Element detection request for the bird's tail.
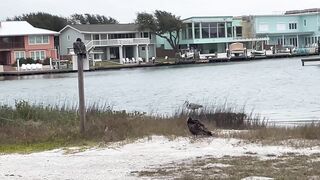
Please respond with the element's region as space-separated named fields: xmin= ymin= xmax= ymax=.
xmin=205 ymin=130 xmax=213 ymax=136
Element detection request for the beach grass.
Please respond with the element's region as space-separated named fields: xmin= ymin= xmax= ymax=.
xmin=137 ymin=154 xmax=320 ymax=179
xmin=0 ymin=100 xmax=319 ymax=153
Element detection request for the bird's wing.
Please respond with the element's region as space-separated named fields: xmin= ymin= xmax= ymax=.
xmin=193 ymin=119 xmax=205 ymax=127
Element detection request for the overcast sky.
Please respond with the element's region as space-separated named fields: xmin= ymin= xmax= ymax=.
xmin=1 ymin=0 xmax=320 ymax=22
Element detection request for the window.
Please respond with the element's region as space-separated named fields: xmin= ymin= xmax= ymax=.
xmin=277 ymin=38 xmax=287 ymax=45
xmin=289 ymin=23 xmax=297 ymax=30
xmin=304 ymin=19 xmax=307 ymax=27
xmin=181 ymin=24 xmax=187 ymax=39
xmin=194 ymin=23 xmax=200 ymax=39
xmin=289 ymin=37 xmax=297 ymax=46
xmin=93 ymin=34 xmax=100 ymax=40
xmin=84 ymin=34 xmax=91 ymax=41
xmin=94 ymin=54 xmax=101 ymax=59
xmin=187 ymin=23 xmax=193 ymax=39
xmin=67 ymin=35 xmax=70 ymax=41
xmin=227 ymin=22 xmax=232 ymax=37
xmin=30 ymin=50 xmax=46 ymax=60
xmin=43 ymin=36 xmax=48 ymax=43
xmin=108 ymin=33 xmax=136 ymax=39
xmin=14 ymin=51 xmax=25 ymax=60
xmin=101 ymin=34 xmax=108 ymax=40
xmin=209 ymin=22 xmax=218 ymax=38
xmin=29 ymin=35 xmax=49 ymax=44
xmin=218 ymin=23 xmax=226 ymax=38
xmin=235 ymin=27 xmax=242 ymax=37
xmin=201 ymin=23 xmax=210 ymax=38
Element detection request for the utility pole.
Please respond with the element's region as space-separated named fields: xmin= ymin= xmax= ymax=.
xmin=73 ymin=38 xmax=86 ymax=135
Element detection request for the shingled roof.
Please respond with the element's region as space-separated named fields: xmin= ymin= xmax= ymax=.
xmin=65 ymin=24 xmax=140 ymax=33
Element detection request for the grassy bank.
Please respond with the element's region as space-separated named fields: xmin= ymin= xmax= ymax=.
xmin=136 ymin=154 xmax=320 ymax=179
xmin=0 ymin=100 xmax=319 ymax=153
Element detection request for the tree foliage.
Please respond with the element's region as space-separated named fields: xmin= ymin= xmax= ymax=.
xmin=136 ymin=10 xmax=183 ymax=51
xmin=6 ymin=12 xmax=119 ymax=31
xmin=69 ymin=14 xmax=118 ymax=25
xmin=7 ymin=12 xmax=69 ymax=32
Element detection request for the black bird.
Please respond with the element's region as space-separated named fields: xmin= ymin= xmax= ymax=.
xmin=187 ymin=117 xmax=213 ymax=136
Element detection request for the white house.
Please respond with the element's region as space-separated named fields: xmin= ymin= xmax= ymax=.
xmin=59 ymin=24 xmax=156 ymax=63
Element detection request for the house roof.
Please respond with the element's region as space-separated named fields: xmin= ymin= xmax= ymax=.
xmin=0 ymin=21 xmax=59 ymax=37
xmin=61 ymin=24 xmax=140 ymax=33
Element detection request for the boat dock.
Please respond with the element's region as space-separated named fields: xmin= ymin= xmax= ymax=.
xmin=301 ymin=57 xmax=320 ymax=66
xmin=0 ymin=63 xmax=156 ymax=76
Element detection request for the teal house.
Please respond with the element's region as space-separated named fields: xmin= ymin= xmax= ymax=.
xmin=157 ymin=16 xmax=268 ymax=54
xmin=253 ymin=9 xmax=320 ymax=48
xmin=157 ymin=8 xmax=320 ymax=54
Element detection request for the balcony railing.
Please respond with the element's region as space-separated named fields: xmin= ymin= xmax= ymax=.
xmin=93 ymin=38 xmax=151 ymax=46
xmin=85 ymin=38 xmax=153 ymax=51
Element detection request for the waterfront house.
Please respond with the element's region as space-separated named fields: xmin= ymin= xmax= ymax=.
xmin=157 ymin=16 xmax=269 ymax=55
xmin=252 ymin=8 xmax=320 ymax=48
xmin=59 ymin=24 xmax=156 ymax=63
xmin=0 ymin=21 xmax=59 ymax=65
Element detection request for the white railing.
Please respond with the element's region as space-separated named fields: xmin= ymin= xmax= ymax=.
xmin=85 ymin=40 xmax=94 ymax=51
xmin=233 ymin=37 xmax=269 ymax=41
xmin=88 ymin=38 xmax=151 ymax=48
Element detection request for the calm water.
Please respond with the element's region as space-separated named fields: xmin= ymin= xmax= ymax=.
xmin=1 ymin=57 xmax=320 ymax=122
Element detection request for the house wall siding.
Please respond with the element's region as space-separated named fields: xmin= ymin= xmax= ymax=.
xmin=255 ymin=16 xmax=301 ymax=34
xmin=253 ymin=13 xmax=320 ymax=47
xmin=59 ymin=27 xmax=84 ymax=56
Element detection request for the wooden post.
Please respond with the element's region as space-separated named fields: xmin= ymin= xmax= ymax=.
xmin=73 ymin=38 xmax=87 ymax=135
xmin=77 ymin=55 xmax=86 ymax=135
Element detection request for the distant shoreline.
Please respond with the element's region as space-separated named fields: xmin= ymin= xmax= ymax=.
xmin=1 ymin=53 xmax=319 ymax=77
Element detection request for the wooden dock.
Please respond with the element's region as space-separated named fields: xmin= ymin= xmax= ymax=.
xmin=0 ymin=64 xmax=157 ymax=76
xmin=301 ymin=57 xmax=320 ymax=66
xmin=1 ymin=54 xmax=320 ymax=76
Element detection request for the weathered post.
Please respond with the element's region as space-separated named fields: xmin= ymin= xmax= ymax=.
xmin=73 ymin=38 xmax=87 ymax=135
xmin=17 ymin=59 xmax=20 ymax=71
xmin=49 ymin=58 xmax=53 ymax=69
xmin=318 ymin=40 xmax=320 ymax=54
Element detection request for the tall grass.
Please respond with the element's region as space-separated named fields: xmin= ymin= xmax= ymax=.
xmin=238 ymin=122 xmax=320 ymax=141
xmin=0 ymin=100 xmax=264 ymax=147
xmin=174 ymin=104 xmax=266 ymax=129
xmin=1 ymin=100 xmax=318 ymax=153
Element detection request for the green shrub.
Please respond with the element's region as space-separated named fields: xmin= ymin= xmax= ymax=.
xmin=43 ymin=58 xmax=51 ymax=65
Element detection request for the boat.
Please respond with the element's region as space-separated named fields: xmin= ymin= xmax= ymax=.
xmin=228 ymin=42 xmax=247 ymax=59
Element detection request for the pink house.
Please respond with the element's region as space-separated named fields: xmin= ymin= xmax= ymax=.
xmin=0 ymin=21 xmax=59 ymax=65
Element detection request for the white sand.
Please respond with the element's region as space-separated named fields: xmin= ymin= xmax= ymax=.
xmin=1 ymin=136 xmax=319 ymax=180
